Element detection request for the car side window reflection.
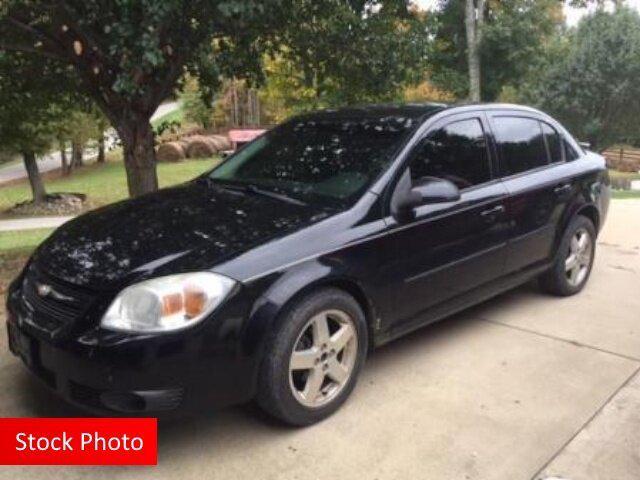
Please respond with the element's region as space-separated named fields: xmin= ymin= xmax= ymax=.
xmin=409 ymin=118 xmax=491 ymax=190
xmin=493 ymin=116 xmax=549 ymax=175
xmin=541 ymin=122 xmax=563 ymax=163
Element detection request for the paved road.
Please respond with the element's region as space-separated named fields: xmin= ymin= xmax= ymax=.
xmin=0 ymin=200 xmax=639 ymax=480
xmin=0 ymin=216 xmax=74 ymax=232
xmin=0 ymin=101 xmax=181 ymax=185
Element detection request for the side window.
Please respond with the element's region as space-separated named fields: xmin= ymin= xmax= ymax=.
xmin=493 ymin=116 xmax=549 ymax=175
xmin=541 ymin=122 xmax=563 ymax=163
xmin=564 ymin=140 xmax=580 ymax=161
xmin=409 ymin=118 xmax=491 ymax=190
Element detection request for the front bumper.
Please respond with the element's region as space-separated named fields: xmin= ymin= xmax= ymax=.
xmin=6 ymin=285 xmax=260 ymax=415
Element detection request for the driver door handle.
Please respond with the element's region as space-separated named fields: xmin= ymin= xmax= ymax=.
xmin=480 ymin=205 xmax=505 ymax=218
xmin=554 ymin=183 xmax=572 ymax=195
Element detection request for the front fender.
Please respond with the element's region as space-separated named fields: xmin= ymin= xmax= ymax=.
xmin=239 ymin=258 xmax=380 ymax=389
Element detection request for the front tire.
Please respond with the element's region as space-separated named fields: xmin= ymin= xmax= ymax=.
xmin=256 ymin=288 xmax=368 ymax=426
xmin=539 ymin=215 xmax=596 ymax=296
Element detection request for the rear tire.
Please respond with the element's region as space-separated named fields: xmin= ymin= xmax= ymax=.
xmin=539 ymin=215 xmax=596 ymax=296
xmin=256 ymin=288 xmax=368 ymax=426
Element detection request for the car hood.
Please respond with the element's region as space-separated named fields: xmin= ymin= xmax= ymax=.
xmin=32 ymin=181 xmax=334 ymax=289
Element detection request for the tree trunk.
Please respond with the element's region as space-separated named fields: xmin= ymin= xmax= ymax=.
xmin=97 ymin=131 xmax=106 ymax=163
xmin=23 ymin=151 xmax=46 ymax=203
xmin=60 ymin=141 xmax=69 ymax=175
xmin=118 ymin=119 xmax=158 ymax=197
xmin=72 ymin=142 xmax=84 ymax=168
xmin=465 ymin=0 xmax=484 ymax=102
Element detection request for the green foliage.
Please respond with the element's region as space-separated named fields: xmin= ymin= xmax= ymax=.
xmin=0 ymin=0 xmax=299 ymax=195
xmin=522 ymin=7 xmax=640 ymax=151
xmin=0 ymin=0 xmax=293 ymax=121
xmin=264 ymin=1 xmax=429 ymax=111
xmin=181 ymin=77 xmax=214 ymax=128
xmin=429 ymin=0 xmax=563 ymax=101
xmin=153 ymin=119 xmax=182 ymax=138
xmin=0 ymin=52 xmax=78 ymax=156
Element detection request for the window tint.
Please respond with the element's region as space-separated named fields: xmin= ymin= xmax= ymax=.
xmin=493 ymin=117 xmax=549 ymax=175
xmin=565 ymin=140 xmax=580 ymax=161
xmin=409 ymin=118 xmax=491 ymax=190
xmin=541 ymin=122 xmax=563 ymax=163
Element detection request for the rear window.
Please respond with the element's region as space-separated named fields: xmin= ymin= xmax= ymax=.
xmin=493 ymin=116 xmax=549 ymax=176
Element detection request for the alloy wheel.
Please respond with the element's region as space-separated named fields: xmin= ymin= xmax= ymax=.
xmin=288 ymin=309 xmax=358 ymax=408
xmin=565 ymin=227 xmax=593 ymax=287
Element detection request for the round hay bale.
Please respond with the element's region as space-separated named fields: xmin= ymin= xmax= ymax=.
xmin=177 ymin=138 xmax=190 ymax=150
xmin=210 ymin=134 xmax=231 ymax=150
xmin=156 ymin=142 xmax=186 ymax=162
xmin=185 ymin=136 xmax=216 ymax=158
xmin=206 ymin=135 xmax=228 ymax=151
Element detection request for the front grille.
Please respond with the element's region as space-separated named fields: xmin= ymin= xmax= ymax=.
xmin=20 ymin=264 xmax=96 ymax=336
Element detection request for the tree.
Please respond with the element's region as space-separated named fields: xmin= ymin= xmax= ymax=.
xmin=522 ymin=7 xmax=640 ymax=151
xmin=0 ymin=1 xmax=296 ymax=197
xmin=0 ymin=52 xmax=77 ymax=202
xmin=260 ymin=1 xmax=428 ymax=112
xmin=464 ymin=0 xmax=485 ymax=101
xmin=430 ymin=0 xmax=563 ymax=101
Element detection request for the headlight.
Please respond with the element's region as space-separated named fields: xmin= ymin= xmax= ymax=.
xmin=100 ymin=272 xmax=236 ymax=333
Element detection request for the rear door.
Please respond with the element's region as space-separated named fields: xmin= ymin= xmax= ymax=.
xmin=488 ymin=112 xmax=578 ymax=273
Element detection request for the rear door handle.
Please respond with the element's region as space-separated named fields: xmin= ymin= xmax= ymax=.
xmin=554 ymin=183 xmax=572 ymax=195
xmin=480 ymin=205 xmax=505 ymax=218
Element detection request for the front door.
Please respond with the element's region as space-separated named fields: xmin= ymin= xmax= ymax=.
xmin=386 ymin=113 xmax=510 ymax=331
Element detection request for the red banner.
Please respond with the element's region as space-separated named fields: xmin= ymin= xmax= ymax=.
xmin=0 ymin=418 xmax=157 ymax=465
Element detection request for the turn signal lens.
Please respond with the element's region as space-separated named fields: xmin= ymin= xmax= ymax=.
xmin=184 ymin=285 xmax=207 ymax=318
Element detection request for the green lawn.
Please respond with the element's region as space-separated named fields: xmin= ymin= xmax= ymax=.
xmin=609 ymin=169 xmax=640 ymax=198
xmin=612 ymin=190 xmax=640 ymax=199
xmin=609 ymin=169 xmax=640 ymax=180
xmin=0 ymin=154 xmax=220 ymax=214
xmin=0 ymin=228 xmax=54 ymax=255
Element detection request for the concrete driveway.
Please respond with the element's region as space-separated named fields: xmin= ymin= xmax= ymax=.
xmin=1 ymin=200 xmax=639 ymax=480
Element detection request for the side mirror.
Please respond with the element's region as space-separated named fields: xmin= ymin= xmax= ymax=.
xmin=401 ymin=176 xmax=461 ymax=210
xmin=579 ymin=141 xmax=591 ymax=150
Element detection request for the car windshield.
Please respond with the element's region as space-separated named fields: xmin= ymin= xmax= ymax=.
xmin=207 ymin=115 xmax=419 ymax=206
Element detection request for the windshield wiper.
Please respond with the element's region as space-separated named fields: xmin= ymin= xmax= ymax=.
xmin=203 ymin=178 xmax=307 ymax=206
xmin=244 ymin=184 xmax=308 ymax=206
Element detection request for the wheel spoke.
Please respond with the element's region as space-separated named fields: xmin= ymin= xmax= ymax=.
xmin=330 ymin=323 xmax=354 ymax=353
xmin=569 ymin=264 xmax=581 ymax=284
xmin=565 ymin=253 xmax=578 ymax=271
xmin=302 ymin=368 xmax=324 ymax=402
xmin=290 ymin=349 xmax=317 ymax=370
xmin=326 ymin=358 xmax=349 ymax=384
xmin=311 ymin=314 xmax=330 ymax=347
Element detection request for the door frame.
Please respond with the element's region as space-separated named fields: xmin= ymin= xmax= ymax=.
xmin=382 ymin=109 xmax=500 ymax=221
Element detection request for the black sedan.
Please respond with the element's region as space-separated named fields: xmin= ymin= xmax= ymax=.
xmin=6 ymin=103 xmax=610 ymax=425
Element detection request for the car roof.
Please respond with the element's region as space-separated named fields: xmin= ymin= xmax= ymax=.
xmin=298 ymin=102 xmax=544 ymax=122
xmin=298 ymin=103 xmax=449 ymax=121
